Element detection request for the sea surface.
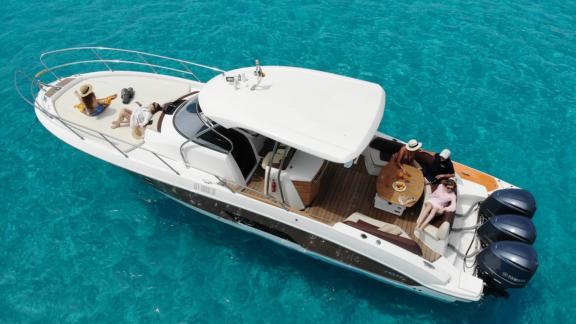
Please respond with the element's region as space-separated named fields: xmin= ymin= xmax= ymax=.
xmin=1 ymin=0 xmax=574 ymax=322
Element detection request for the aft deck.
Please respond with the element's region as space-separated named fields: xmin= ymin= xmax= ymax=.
xmin=246 ymin=159 xmax=441 ymax=262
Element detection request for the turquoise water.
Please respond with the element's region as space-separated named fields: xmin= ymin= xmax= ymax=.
xmin=1 ymin=0 xmax=575 ymax=322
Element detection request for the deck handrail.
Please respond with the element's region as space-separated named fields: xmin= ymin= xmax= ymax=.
xmin=37 ymin=46 xmax=226 ymax=81
xmin=23 ymin=83 xmax=277 ymax=204
xmin=35 ymin=59 xmax=205 ymax=81
xmin=15 ymin=49 xmax=286 ymax=209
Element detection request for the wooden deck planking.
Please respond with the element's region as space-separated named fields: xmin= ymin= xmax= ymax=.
xmin=244 ymin=161 xmax=440 ymax=262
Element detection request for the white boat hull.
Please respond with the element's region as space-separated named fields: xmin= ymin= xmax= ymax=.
xmin=31 ymin=66 xmax=485 ymax=303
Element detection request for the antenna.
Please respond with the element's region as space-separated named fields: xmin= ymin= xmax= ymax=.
xmin=254 ymin=59 xmax=265 ymax=78
xmin=251 ymin=59 xmax=266 ymax=91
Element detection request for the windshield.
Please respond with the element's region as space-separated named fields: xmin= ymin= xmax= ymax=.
xmin=173 ymin=96 xmax=205 ymax=139
xmin=173 ymin=96 xmax=232 ymax=153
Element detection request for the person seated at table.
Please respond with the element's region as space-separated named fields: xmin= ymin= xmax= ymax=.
xmin=423 ymin=148 xmax=455 ymax=183
xmin=391 ymin=139 xmax=422 ymax=169
xmin=110 ymin=102 xmax=162 ymax=139
xmin=415 ymin=179 xmax=457 ymax=231
xmin=74 ymin=84 xmax=117 ymax=116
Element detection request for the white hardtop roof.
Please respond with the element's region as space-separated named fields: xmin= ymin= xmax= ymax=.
xmin=199 ymin=66 xmax=385 ymax=163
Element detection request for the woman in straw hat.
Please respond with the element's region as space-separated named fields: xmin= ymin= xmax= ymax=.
xmin=74 ymin=84 xmax=117 ymax=116
xmin=390 ymin=139 xmax=422 ymax=177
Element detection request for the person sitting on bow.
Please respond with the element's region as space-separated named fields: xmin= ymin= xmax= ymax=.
xmin=74 ymin=84 xmax=117 ymax=116
xmin=423 ymin=148 xmax=455 ymax=184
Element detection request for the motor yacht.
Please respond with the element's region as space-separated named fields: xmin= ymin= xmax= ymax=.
xmin=19 ymin=47 xmax=539 ymax=302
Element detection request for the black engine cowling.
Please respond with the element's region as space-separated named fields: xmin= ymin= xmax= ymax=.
xmin=477 ymin=241 xmax=538 ymax=290
xmin=479 ymin=188 xmax=536 ymax=219
xmin=478 ymin=214 xmax=537 ymax=245
xmin=476 ymin=189 xmax=539 ymax=296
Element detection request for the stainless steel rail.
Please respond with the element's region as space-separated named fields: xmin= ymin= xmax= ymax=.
xmin=15 ymin=47 xmax=285 ymax=207
xmin=26 ymin=47 xmax=226 ymax=168
xmin=37 ymin=46 xmax=225 ymax=81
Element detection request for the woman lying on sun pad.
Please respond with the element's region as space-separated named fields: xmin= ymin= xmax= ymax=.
xmin=110 ymin=102 xmax=162 ymax=139
xmin=74 ymin=84 xmax=117 ymax=116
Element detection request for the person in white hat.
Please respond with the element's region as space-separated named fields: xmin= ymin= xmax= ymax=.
xmin=423 ymin=148 xmax=455 ymax=183
xmin=392 ymin=138 xmax=422 ymax=169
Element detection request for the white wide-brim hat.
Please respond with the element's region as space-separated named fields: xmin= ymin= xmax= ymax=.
xmin=405 ymin=139 xmax=422 ymax=151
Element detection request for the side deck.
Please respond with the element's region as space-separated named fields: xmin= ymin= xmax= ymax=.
xmin=245 ymin=159 xmax=441 ymax=262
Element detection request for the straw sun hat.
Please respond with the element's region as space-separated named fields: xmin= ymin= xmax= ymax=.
xmin=405 ymin=139 xmax=422 ymax=151
xmin=78 ymin=84 xmax=94 ymax=97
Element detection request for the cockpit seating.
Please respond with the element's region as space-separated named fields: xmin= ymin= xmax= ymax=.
xmin=364 ymin=138 xmax=403 ymax=175
xmin=415 ymin=182 xmax=457 ymax=255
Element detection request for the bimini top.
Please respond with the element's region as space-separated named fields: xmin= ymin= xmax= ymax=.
xmin=199 ymin=66 xmax=385 ymax=163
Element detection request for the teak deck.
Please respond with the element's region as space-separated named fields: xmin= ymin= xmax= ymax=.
xmin=245 ymin=159 xmax=441 ymax=262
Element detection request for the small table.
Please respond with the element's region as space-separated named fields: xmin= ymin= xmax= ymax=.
xmin=375 ymin=163 xmax=425 ymax=216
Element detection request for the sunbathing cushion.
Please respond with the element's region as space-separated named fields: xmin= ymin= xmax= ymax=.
xmin=344 ymin=220 xmax=423 ymax=256
xmin=436 ymin=222 xmax=450 ymax=240
xmin=378 ymin=223 xmax=404 ymax=236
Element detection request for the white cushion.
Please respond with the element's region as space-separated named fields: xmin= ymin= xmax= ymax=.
xmin=378 ymin=223 xmax=404 ymax=236
xmin=436 ymin=222 xmax=450 ymax=240
xmin=345 ymin=213 xmax=410 ymax=239
xmin=345 ymin=212 xmax=386 ymax=228
xmin=424 ymin=221 xmax=450 ymax=240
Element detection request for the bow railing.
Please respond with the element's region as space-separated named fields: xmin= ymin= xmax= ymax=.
xmin=35 ymin=46 xmax=225 ymax=82
xmin=15 ymin=47 xmax=289 ymax=209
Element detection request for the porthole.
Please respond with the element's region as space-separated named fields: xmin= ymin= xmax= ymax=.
xmin=361 ymin=234 xmax=367 ymax=239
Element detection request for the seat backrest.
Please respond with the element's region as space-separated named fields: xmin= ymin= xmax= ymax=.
xmin=430 ymin=211 xmax=455 ymax=228
xmin=369 ymin=138 xmax=403 ymax=161
xmin=415 ymin=151 xmax=435 ymax=167
xmin=344 ymin=220 xmax=423 ymax=256
xmin=148 ymin=112 xmax=165 ymax=132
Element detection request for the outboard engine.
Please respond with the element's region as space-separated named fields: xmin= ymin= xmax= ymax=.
xmin=479 ymin=188 xmax=536 ymax=219
xmin=476 ymin=241 xmax=538 ymax=291
xmin=475 ymin=189 xmax=539 ymax=297
xmin=478 ymin=214 xmax=537 ymax=245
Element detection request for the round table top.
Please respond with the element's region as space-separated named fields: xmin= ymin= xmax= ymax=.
xmin=376 ymin=163 xmax=425 ymax=207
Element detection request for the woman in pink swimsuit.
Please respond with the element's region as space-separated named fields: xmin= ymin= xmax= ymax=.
xmin=416 ymin=179 xmax=457 ymax=230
